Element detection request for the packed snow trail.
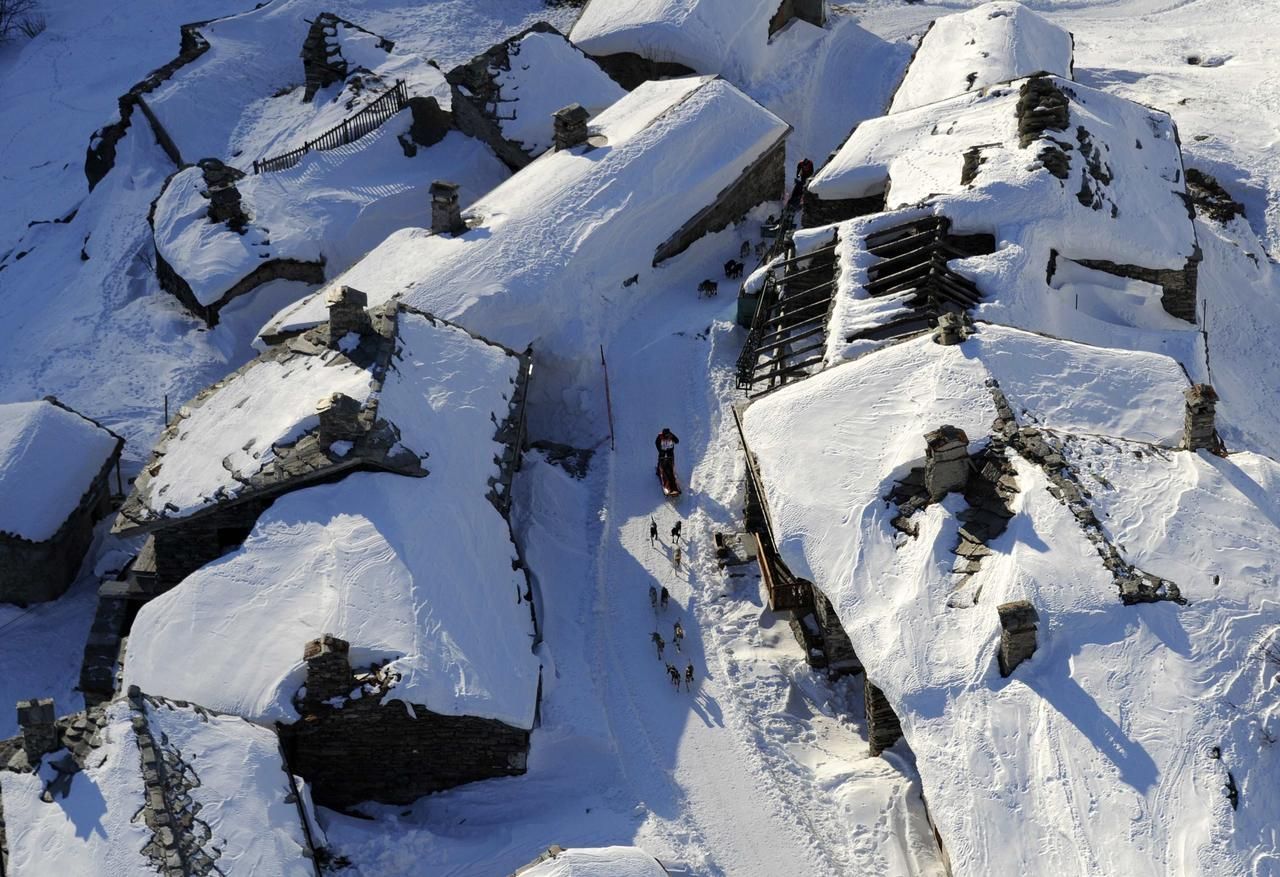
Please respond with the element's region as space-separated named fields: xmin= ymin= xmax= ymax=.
xmin=583 ymin=228 xmax=943 ymax=876
xmin=591 ymin=300 xmax=834 ymax=875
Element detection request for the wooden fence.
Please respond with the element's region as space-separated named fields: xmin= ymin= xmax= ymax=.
xmin=253 ymin=79 xmax=409 ymax=174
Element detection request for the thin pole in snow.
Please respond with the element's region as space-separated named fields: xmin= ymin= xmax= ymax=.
xmin=115 ymin=458 xmax=123 ymax=497
xmin=600 ymin=344 xmax=616 ymax=451
xmin=163 ymin=394 xmax=169 ymax=426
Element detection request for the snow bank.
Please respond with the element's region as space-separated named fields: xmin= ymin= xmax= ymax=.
xmin=741 ymin=335 xmax=1280 ymax=875
xmin=1 ymin=699 xmax=312 ymax=876
xmin=135 ymin=346 xmax=376 ymax=519
xmin=125 ymin=313 xmax=540 ymax=729
xmin=261 ymin=76 xmax=789 ymax=363
xmin=517 ymin=846 xmax=669 ymax=877
xmin=890 ymin=2 xmax=1073 ymax=113
xmin=489 ymin=30 xmax=625 ymax=157
xmin=0 ymin=401 xmax=119 ymax=541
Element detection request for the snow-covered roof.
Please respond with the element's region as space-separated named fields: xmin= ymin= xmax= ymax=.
xmin=114 ymin=316 xmax=393 ymax=530
xmin=124 ymin=312 xmax=540 ymax=729
xmin=889 ymin=2 xmax=1073 ymax=113
xmin=570 ymin=0 xmax=803 ymax=79
xmin=739 ymin=332 xmax=1278 ymax=874
xmin=1 ymin=698 xmax=313 ymax=876
xmin=0 ymin=400 xmax=121 ymax=542
xmin=809 ymin=74 xmax=1196 ymax=271
xmin=151 ymin=127 xmax=507 ymax=311
xmin=261 ymin=76 xmax=790 ymax=352
xmin=455 ymin=27 xmax=626 ymax=158
xmin=516 ymin=846 xmax=669 ymax=877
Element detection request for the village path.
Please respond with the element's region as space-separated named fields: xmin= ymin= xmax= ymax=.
xmin=586 ymin=258 xmax=847 ymax=876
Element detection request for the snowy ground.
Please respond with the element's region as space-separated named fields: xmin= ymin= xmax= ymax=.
xmin=1 ymin=0 xmax=1279 ymax=874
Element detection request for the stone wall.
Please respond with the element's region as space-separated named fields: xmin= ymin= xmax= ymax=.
xmin=153 ymin=242 xmax=325 ymax=328
xmin=588 ymin=52 xmax=697 ymax=91
xmin=801 ymin=191 xmax=885 ymax=228
xmin=865 ymin=678 xmax=903 ymax=756
xmin=0 ymin=452 xmax=118 ymax=606
xmin=769 ymin=0 xmax=825 ymax=36
xmin=282 ymin=695 xmax=530 ymax=808
xmin=148 ymin=497 xmax=273 ymax=590
xmin=654 ymin=137 xmax=788 ymax=265
xmin=1073 ymin=253 xmax=1200 ymax=323
xmin=812 ymin=589 xmax=862 ymax=676
xmin=85 ymin=21 xmax=213 ymax=189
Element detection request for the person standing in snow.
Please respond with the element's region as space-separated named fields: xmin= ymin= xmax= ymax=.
xmin=684 ymin=662 xmax=695 ymax=691
xmin=673 ymin=620 xmax=684 ymax=652
xmin=652 ymin=631 xmax=665 ymax=660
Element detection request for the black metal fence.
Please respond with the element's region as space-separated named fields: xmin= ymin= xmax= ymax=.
xmin=253 ymin=79 xmax=409 ymax=174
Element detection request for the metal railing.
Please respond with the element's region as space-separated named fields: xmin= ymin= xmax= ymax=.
xmin=253 ymin=79 xmax=408 ymax=174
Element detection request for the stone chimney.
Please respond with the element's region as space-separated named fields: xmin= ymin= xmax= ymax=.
xmin=553 ymin=104 xmax=590 ymax=151
xmin=864 ymin=679 xmax=903 ymax=756
xmin=924 ymin=425 xmax=971 ymax=499
xmin=302 ymin=635 xmax=352 ymax=711
xmin=17 ymin=698 xmax=57 ymax=765
xmin=997 ymin=600 xmax=1039 ymax=676
xmin=325 ymin=285 xmax=371 ymax=347
xmin=1182 ymin=383 xmax=1219 ymax=451
xmin=932 ymin=312 xmax=970 ymax=345
xmin=198 ymin=158 xmax=248 ymax=233
xmin=430 ymin=181 xmax=464 ymax=235
xmin=316 ymin=393 xmax=364 ymax=447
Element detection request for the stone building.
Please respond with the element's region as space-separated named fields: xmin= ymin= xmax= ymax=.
xmin=0 ymin=692 xmax=317 ymax=876
xmin=280 ymin=635 xmax=532 ymax=807
xmin=257 ymin=75 xmax=791 ymax=356
xmin=90 ymin=295 xmax=532 ymax=711
xmin=0 ymin=399 xmax=123 ymax=606
xmin=804 ymin=73 xmax=1202 ymax=323
xmin=445 ymin=23 xmax=625 ymax=169
xmin=120 ymin=308 xmax=541 ymax=807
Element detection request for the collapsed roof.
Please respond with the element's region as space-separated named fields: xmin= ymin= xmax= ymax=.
xmin=1 ymin=696 xmax=314 ymax=876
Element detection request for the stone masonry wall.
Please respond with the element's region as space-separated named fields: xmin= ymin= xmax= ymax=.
xmin=654 ymin=137 xmax=788 ymax=265
xmin=85 ymin=21 xmax=213 ymax=189
xmin=150 ymin=497 xmax=274 ymax=590
xmin=282 ymin=696 xmax=530 ymax=808
xmin=153 ymin=239 xmax=325 ymax=328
